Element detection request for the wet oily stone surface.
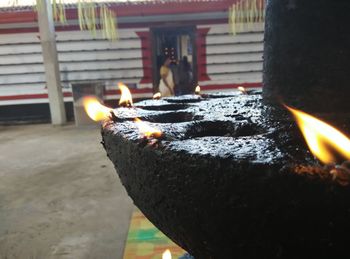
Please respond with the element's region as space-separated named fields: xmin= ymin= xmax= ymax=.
xmin=108 ymin=92 xmax=308 ymax=163
xmin=102 ymin=92 xmax=350 ymax=259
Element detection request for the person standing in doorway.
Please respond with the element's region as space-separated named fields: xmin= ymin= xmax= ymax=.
xmin=170 ymin=60 xmax=180 ymax=96
xmin=159 ymin=57 xmax=175 ymax=97
xmin=178 ymin=56 xmax=193 ymax=95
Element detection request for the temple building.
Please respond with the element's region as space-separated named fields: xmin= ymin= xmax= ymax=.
xmin=0 ymin=0 xmax=263 ymax=122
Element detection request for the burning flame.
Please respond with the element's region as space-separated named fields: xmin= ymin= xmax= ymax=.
xmin=134 ymin=118 xmax=162 ymax=138
xmin=162 ymin=249 xmax=172 ymax=259
xmin=118 ymin=82 xmax=133 ymax=106
xmin=286 ymin=105 xmax=350 ymax=164
xmin=153 ymin=92 xmax=162 ymax=100
xmin=238 ymin=86 xmax=248 ymax=95
xmin=195 ymin=85 xmax=200 ymax=95
xmin=82 ymin=96 xmax=112 ymax=121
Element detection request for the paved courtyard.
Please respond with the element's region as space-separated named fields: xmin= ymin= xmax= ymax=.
xmin=0 ymin=123 xmax=133 ymax=259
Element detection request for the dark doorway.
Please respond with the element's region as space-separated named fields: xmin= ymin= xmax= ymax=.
xmin=151 ymin=26 xmax=197 ymax=94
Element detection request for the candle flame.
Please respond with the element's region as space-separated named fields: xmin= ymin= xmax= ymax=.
xmin=134 ymin=118 xmax=162 ymax=138
xmin=118 ymin=82 xmax=133 ymax=106
xmin=195 ymin=85 xmax=200 ymax=95
xmin=286 ymin=105 xmax=350 ymax=164
xmin=238 ymin=86 xmax=248 ymax=95
xmin=162 ymin=249 xmax=172 ymax=259
xmin=153 ymin=92 xmax=162 ymax=100
xmin=82 ymin=96 xmax=112 ymax=121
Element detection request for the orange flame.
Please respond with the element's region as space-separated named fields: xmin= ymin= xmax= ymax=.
xmin=195 ymin=85 xmax=200 ymax=95
xmin=238 ymin=86 xmax=248 ymax=95
xmin=82 ymin=96 xmax=112 ymax=121
xmin=286 ymin=105 xmax=350 ymax=164
xmin=153 ymin=92 xmax=162 ymax=100
xmin=118 ymin=82 xmax=133 ymax=106
xmin=162 ymin=249 xmax=172 ymax=259
xmin=134 ymin=118 xmax=162 ymax=138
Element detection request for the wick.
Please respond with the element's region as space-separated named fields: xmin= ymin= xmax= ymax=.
xmin=328 ymin=160 xmax=350 ymax=186
xmin=119 ymin=102 xmax=133 ymax=108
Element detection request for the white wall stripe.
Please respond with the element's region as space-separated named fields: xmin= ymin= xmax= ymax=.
xmin=0 ymin=23 xmax=264 ymax=106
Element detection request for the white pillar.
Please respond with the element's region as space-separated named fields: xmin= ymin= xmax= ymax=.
xmin=37 ymin=0 xmax=66 ymax=125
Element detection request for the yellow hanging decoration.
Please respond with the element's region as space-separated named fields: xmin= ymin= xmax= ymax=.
xmin=229 ymin=0 xmax=266 ymax=36
xmin=10 ymin=0 xmax=20 ymax=6
xmin=34 ymin=0 xmax=42 ymax=12
xmin=77 ymin=0 xmax=85 ymax=30
xmin=51 ymin=0 xmax=67 ymax=24
xmin=30 ymin=0 xmax=119 ymax=41
xmin=99 ymin=4 xmax=118 ymax=41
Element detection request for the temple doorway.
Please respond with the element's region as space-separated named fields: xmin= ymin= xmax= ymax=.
xmin=151 ymin=26 xmax=197 ymax=93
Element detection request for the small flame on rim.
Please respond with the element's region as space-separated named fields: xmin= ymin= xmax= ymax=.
xmin=195 ymin=85 xmax=200 ymax=95
xmin=134 ymin=118 xmax=162 ymax=139
xmin=238 ymin=86 xmax=248 ymax=95
xmin=153 ymin=92 xmax=162 ymax=100
xmin=286 ymin=105 xmax=350 ymax=164
xmin=118 ymin=82 xmax=133 ymax=107
xmin=162 ymin=249 xmax=172 ymax=259
xmin=82 ymin=96 xmax=112 ymax=121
